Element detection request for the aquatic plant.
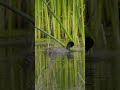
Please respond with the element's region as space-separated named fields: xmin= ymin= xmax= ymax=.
xmin=35 ymin=0 xmax=85 ymax=46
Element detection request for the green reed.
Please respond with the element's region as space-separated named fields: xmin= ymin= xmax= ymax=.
xmin=35 ymin=0 xmax=85 ymax=45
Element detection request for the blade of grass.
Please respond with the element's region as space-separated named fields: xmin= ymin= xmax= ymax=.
xmin=35 ymin=26 xmax=65 ymax=47
xmin=42 ymin=0 xmax=73 ymax=41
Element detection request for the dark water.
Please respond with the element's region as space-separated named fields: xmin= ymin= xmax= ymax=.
xmin=0 ymin=44 xmax=34 ymax=90
xmin=2 ymin=40 xmax=119 ymax=90
xmin=35 ymin=40 xmax=85 ymax=90
xmin=86 ymin=50 xmax=120 ymax=90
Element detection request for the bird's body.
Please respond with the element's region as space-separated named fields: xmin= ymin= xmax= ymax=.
xmin=85 ymin=36 xmax=94 ymax=52
xmin=46 ymin=37 xmax=94 ymax=54
xmin=46 ymin=47 xmax=70 ymax=53
xmin=46 ymin=41 xmax=74 ymax=54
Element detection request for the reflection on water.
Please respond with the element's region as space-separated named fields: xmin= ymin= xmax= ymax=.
xmin=35 ymin=40 xmax=85 ymax=90
xmin=86 ymin=50 xmax=120 ymax=90
xmin=0 ymin=45 xmax=34 ymax=90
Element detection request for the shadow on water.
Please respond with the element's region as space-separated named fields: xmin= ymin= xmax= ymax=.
xmin=86 ymin=49 xmax=120 ymax=90
xmin=0 ymin=43 xmax=34 ymax=90
xmin=35 ymin=40 xmax=85 ymax=90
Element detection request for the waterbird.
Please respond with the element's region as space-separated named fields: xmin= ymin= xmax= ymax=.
xmin=46 ymin=41 xmax=74 ymax=53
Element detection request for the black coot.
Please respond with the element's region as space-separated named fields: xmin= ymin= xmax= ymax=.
xmin=66 ymin=41 xmax=74 ymax=50
xmin=46 ymin=41 xmax=74 ymax=53
xmin=85 ymin=36 xmax=94 ymax=52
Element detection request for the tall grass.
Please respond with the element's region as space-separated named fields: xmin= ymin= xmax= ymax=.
xmin=85 ymin=0 xmax=120 ymax=49
xmin=35 ymin=1 xmax=85 ymax=89
xmin=35 ymin=0 xmax=85 ymax=45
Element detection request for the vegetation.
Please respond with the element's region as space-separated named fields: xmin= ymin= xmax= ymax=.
xmin=0 ymin=1 xmax=34 ymax=39
xmin=0 ymin=1 xmax=34 ymax=90
xmin=35 ymin=0 xmax=85 ymax=90
xmin=85 ymin=0 xmax=120 ymax=49
xmin=35 ymin=0 xmax=85 ymax=46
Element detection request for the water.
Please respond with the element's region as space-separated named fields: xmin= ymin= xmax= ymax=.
xmin=1 ymin=39 xmax=119 ymax=90
xmin=86 ymin=49 xmax=120 ymax=90
xmin=35 ymin=40 xmax=85 ymax=90
xmin=0 ymin=44 xmax=34 ymax=90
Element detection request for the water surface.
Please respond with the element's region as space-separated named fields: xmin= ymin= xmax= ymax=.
xmin=0 ymin=43 xmax=34 ymax=90
xmin=86 ymin=49 xmax=120 ymax=90
xmin=35 ymin=40 xmax=85 ymax=90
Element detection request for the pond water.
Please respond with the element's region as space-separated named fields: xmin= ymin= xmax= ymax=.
xmin=35 ymin=40 xmax=85 ymax=90
xmin=86 ymin=49 xmax=120 ymax=90
xmin=0 ymin=44 xmax=34 ymax=90
xmin=1 ymin=39 xmax=119 ymax=90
